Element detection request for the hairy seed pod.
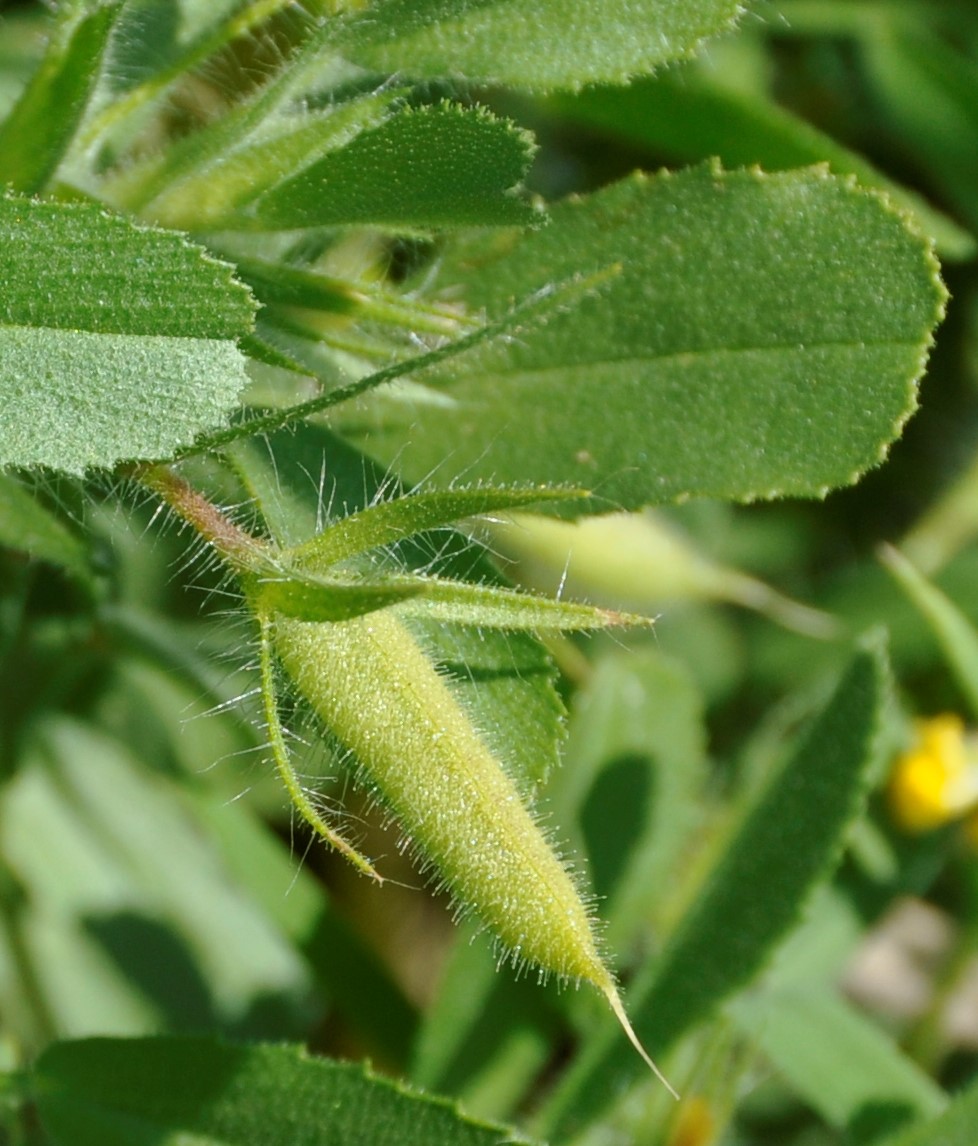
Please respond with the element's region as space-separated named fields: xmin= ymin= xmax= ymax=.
xmin=138 ymin=462 xmax=671 ymax=1088
xmin=272 ymin=608 xmax=676 ymax=1095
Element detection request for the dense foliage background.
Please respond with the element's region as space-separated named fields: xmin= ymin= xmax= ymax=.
xmin=2 ymin=1 xmax=978 ymax=1144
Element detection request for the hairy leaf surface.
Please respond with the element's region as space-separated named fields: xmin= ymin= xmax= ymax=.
xmin=338 ymin=0 xmax=742 ymax=90
xmin=250 ymin=104 xmax=539 ymax=230
xmin=0 ymin=197 xmax=255 ymax=473
xmin=338 ymin=166 xmax=945 ymax=509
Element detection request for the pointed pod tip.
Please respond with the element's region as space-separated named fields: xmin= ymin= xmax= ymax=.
xmin=603 ymin=983 xmax=680 ymax=1101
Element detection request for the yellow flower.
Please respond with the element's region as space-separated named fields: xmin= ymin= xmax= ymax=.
xmin=889 ymin=714 xmax=978 ymax=832
xmin=668 ymin=1097 xmax=716 ymax=1146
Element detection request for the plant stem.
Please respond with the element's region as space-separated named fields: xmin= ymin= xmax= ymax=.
xmin=134 ymin=463 xmax=265 ymax=571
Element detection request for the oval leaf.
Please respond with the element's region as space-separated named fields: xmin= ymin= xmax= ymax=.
xmin=338 ymin=165 xmax=946 ymax=509
xmin=338 ymin=0 xmax=742 ymax=91
xmin=250 ymin=103 xmax=539 ymax=231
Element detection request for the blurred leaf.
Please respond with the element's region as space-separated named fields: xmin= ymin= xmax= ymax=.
xmin=878 ymin=1077 xmax=978 ymax=1146
xmin=83 ymin=0 xmax=297 ymax=149
xmin=0 ymin=1 xmax=121 ymax=194
xmin=537 ymin=639 xmax=888 ymax=1139
xmin=731 ymin=988 xmax=945 ymax=1137
xmin=880 ymin=544 xmax=978 ymax=721
xmin=32 ymin=1037 xmax=539 ymax=1146
xmin=249 ymin=103 xmax=539 ymax=231
xmin=410 ymin=925 xmax=560 ymax=1120
xmin=558 ymin=648 xmax=708 ymax=955
xmin=338 ymin=0 xmax=742 ymax=90
xmin=0 ymin=197 xmax=255 ymax=473
xmin=901 ymin=445 xmax=978 ymax=575
xmin=0 ymin=13 xmax=47 ymax=119
xmin=185 ymin=789 xmax=419 ymax=1069
xmin=0 ymin=718 xmax=312 ymax=1054
xmin=340 ymin=165 xmax=946 ymax=509
xmin=860 ymin=22 xmax=978 ymax=234
xmin=88 ymin=640 xmax=420 ymax=1068
xmin=0 ymin=475 xmax=91 ymax=584
xmin=490 ymin=510 xmax=839 ymax=637
xmin=119 ymin=81 xmax=400 ymax=227
xmin=194 ymin=267 xmax=612 ymax=458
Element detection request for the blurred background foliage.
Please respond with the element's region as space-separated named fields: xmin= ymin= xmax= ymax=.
xmin=3 ymin=1 xmax=978 ymax=1144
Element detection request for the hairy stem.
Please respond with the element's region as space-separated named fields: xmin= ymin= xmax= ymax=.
xmin=134 ymin=463 xmax=265 ymax=571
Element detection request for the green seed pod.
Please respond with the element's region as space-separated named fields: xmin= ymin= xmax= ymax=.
xmin=272 ymin=607 xmax=676 ymax=1096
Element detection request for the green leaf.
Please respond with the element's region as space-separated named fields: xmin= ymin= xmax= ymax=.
xmin=191 ymin=268 xmax=614 ymax=458
xmin=229 ymin=257 xmax=381 ymax=316
xmin=861 ymin=22 xmax=978 ymax=235
xmin=879 ymin=1077 xmax=978 ymax=1146
xmin=338 ymin=0 xmax=742 ymax=91
xmin=0 ymin=718 xmax=312 ymax=1049
xmin=93 ymin=640 xmax=420 ymax=1067
xmin=286 ymin=485 xmax=586 ymax=567
xmin=0 ymin=196 xmax=255 ymax=473
xmin=553 ymin=68 xmax=975 ymax=260
xmin=410 ymin=925 xmax=561 ymax=1118
xmin=82 ymin=0 xmax=298 ymax=151
xmin=339 ymin=165 xmax=946 ymax=509
xmin=32 ymin=1037 xmax=538 ymax=1146
xmin=0 ymin=2 xmax=121 ymax=194
xmin=237 ymin=330 xmax=313 ymax=375
xmin=0 ymin=13 xmax=46 ymax=121
xmin=258 ymin=567 xmax=643 ymax=631
xmin=537 ymin=639 xmax=888 ymax=1139
xmin=227 ymin=425 xmax=368 ymax=549
xmin=0 ymin=474 xmax=91 ymax=582
xmin=250 ymin=104 xmax=539 ymax=231
xmin=255 ymin=570 xmax=427 ymax=622
xmin=181 ymin=783 xmax=419 ymax=1068
xmin=880 ymin=544 xmax=978 ymax=721
xmin=557 ymin=649 xmax=708 ymax=955
xmin=115 ymin=79 xmax=400 ymax=228
xmin=730 ymin=988 xmax=945 ymax=1137
xmin=388 ymin=574 xmax=653 ymax=631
